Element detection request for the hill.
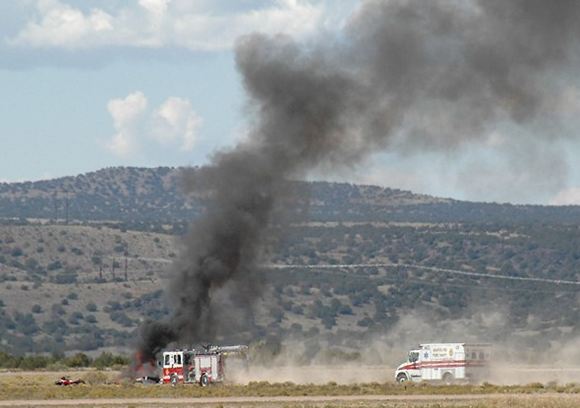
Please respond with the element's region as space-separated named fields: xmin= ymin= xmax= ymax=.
xmin=0 ymin=167 xmax=578 ymax=360
xmin=4 ymin=166 xmax=580 ymax=225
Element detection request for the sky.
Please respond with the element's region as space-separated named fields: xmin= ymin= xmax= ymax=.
xmin=1 ymin=0 xmax=580 ymax=205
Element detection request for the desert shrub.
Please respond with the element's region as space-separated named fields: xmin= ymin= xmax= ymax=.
xmin=0 ymin=351 xmax=20 ymax=368
xmin=53 ymin=272 xmax=77 ymax=284
xmin=14 ymin=312 xmax=39 ymax=335
xmin=109 ymin=311 xmax=134 ymax=327
xmin=67 ymin=315 xmax=80 ymax=325
xmin=105 ymin=301 xmax=122 ymax=312
xmin=357 ymin=317 xmax=373 ymax=327
xmin=24 ymin=257 xmax=39 ymax=272
xmin=93 ymin=352 xmax=129 ymax=369
xmin=19 ymin=355 xmax=51 ymax=370
xmin=51 ymin=303 xmax=66 ymax=315
xmin=42 ymin=317 xmax=68 ymax=335
xmin=74 ymin=333 xmax=104 ymax=351
xmin=71 ymin=311 xmax=83 ymax=320
xmin=270 ymin=307 xmax=284 ymax=323
xmin=71 ymin=247 xmax=83 ymax=255
xmin=338 ymin=304 xmax=353 ymax=315
xmin=322 ymin=315 xmax=336 ymax=329
xmin=292 ymin=305 xmax=304 ymax=315
xmin=47 ymin=260 xmax=63 ymax=271
xmin=65 ymin=352 xmax=91 ymax=367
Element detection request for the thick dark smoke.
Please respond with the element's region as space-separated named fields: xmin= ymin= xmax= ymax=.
xmin=136 ymin=0 xmax=580 ymax=362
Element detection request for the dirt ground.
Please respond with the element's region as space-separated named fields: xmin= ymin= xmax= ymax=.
xmin=0 ymin=393 xmax=578 ymax=408
xmin=1 ymin=366 xmax=579 ymax=408
xmin=229 ymin=364 xmax=580 ymax=385
xmin=2 ymin=364 xmax=580 ymax=385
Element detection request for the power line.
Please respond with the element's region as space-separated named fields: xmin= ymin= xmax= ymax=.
xmin=267 ymin=263 xmax=580 ymax=287
xmin=271 ymin=265 xmax=572 ymax=294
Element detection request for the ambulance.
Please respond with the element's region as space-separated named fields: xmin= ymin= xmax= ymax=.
xmin=394 ymin=343 xmax=491 ymax=384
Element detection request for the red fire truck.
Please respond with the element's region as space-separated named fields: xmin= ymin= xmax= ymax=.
xmin=161 ymin=345 xmax=248 ymax=386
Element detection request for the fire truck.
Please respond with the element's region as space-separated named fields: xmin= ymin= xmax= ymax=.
xmin=161 ymin=345 xmax=248 ymax=386
xmin=394 ymin=343 xmax=491 ymax=384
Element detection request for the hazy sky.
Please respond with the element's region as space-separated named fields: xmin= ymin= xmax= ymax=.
xmin=1 ymin=0 xmax=580 ymax=205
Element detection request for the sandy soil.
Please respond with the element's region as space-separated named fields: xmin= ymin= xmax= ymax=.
xmin=229 ymin=364 xmax=580 ymax=385
xmin=0 ymin=393 xmax=578 ymax=407
xmin=490 ymin=364 xmax=580 ymax=385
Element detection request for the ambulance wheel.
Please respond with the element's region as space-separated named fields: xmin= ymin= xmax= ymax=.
xmin=396 ymin=373 xmax=408 ymax=383
xmin=442 ymin=373 xmax=454 ymax=385
xmin=200 ymin=374 xmax=209 ymax=387
xmin=170 ymin=374 xmax=179 ymax=386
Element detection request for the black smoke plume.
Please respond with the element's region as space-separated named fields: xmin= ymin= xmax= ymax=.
xmin=136 ymin=0 xmax=580 ymax=362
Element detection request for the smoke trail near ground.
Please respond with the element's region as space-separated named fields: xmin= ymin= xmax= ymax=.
xmin=136 ymin=0 xmax=580 ymax=362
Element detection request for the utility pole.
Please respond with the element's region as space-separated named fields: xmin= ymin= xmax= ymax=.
xmin=64 ymin=190 xmax=69 ymax=225
xmin=53 ymin=191 xmax=58 ymax=222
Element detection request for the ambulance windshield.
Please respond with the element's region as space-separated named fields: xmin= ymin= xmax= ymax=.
xmin=409 ymin=351 xmax=419 ymax=362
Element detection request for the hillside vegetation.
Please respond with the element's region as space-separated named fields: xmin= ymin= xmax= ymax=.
xmin=4 ymin=166 xmax=580 ymax=225
xmin=0 ymin=167 xmax=578 ymax=359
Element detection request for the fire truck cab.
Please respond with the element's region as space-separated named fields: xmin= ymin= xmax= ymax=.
xmin=161 ymin=345 xmax=247 ymax=386
xmin=394 ymin=343 xmax=491 ymax=384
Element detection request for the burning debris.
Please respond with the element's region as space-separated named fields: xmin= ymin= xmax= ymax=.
xmin=54 ymin=376 xmax=86 ymax=386
xmin=136 ymin=0 xmax=580 ymax=366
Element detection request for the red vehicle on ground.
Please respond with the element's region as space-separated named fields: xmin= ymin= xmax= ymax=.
xmin=161 ymin=345 xmax=248 ymax=386
xmin=55 ymin=376 xmax=85 ymax=386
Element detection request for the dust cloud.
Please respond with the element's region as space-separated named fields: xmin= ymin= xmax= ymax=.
xmin=229 ymin=309 xmax=580 ymax=385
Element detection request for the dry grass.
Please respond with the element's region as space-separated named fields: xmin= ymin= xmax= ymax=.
xmin=0 ymin=370 xmax=578 ymax=401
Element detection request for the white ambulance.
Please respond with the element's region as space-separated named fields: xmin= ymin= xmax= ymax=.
xmin=394 ymin=343 xmax=491 ymax=384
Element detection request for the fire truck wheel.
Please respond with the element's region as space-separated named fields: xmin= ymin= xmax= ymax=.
xmin=396 ymin=373 xmax=408 ymax=383
xmin=200 ymin=374 xmax=209 ymax=387
xmin=170 ymin=374 xmax=179 ymax=386
xmin=442 ymin=373 xmax=454 ymax=385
